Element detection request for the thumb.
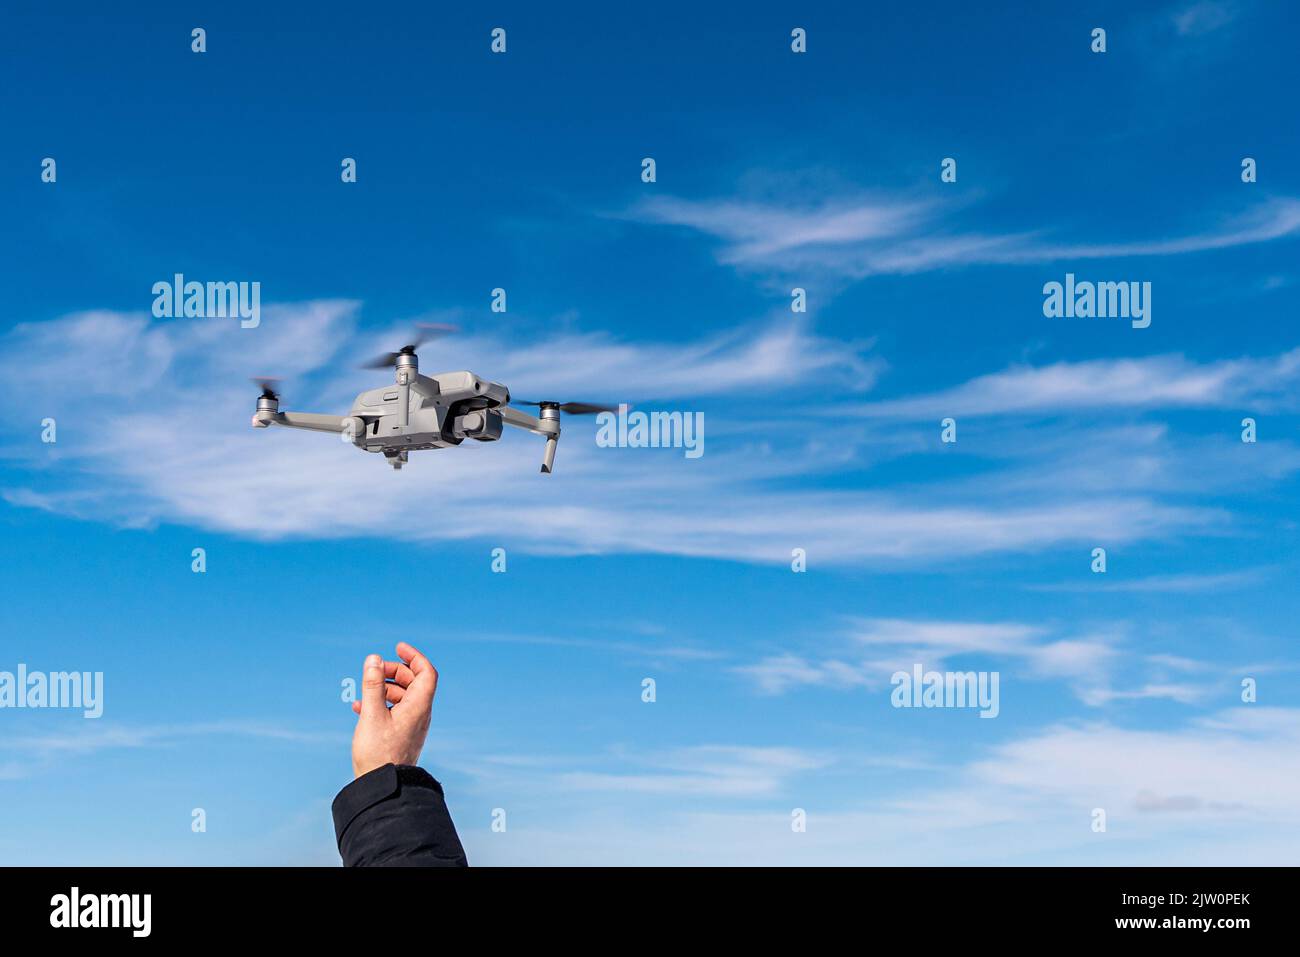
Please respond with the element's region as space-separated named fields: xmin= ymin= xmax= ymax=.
xmin=359 ymin=654 xmax=387 ymax=719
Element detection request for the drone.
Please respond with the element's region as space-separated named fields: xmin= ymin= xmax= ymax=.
xmin=250 ymin=324 xmax=616 ymax=472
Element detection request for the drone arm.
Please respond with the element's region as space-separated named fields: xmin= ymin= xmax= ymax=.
xmin=280 ymin=412 xmax=352 ymax=433
xmin=501 ymin=406 xmax=562 ymax=438
xmin=500 ymin=406 xmax=561 ymax=473
xmin=253 ymin=410 xmax=353 ymax=434
xmin=500 ymin=405 xmax=544 ymax=434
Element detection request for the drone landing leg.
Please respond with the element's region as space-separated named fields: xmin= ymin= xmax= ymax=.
xmin=540 ymin=435 xmax=558 ymax=473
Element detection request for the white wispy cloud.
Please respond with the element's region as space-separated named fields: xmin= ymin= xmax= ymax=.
xmin=555 ymin=745 xmax=830 ymax=798
xmin=459 ymin=707 xmax=1300 ymax=865
xmin=733 ymin=654 xmax=875 ymax=695
xmin=420 ymin=315 xmax=884 ymax=402
xmin=456 ymin=743 xmax=831 ymax=801
xmin=633 ymin=191 xmax=1300 ymax=280
xmin=0 ymin=720 xmax=344 ymax=754
xmin=0 ymin=303 xmax=1224 ymax=565
xmin=729 ymin=616 xmax=1251 ymax=710
xmin=850 ymin=350 xmax=1300 ymax=419
xmin=1173 ymin=1 xmax=1237 ymax=36
xmin=938 ymin=420 xmax=1300 ymax=507
xmin=971 ymin=707 xmax=1300 ymax=820
xmin=1077 ymin=683 xmax=1208 ymax=706
xmin=1029 ymin=569 xmax=1267 ymax=593
xmin=0 ymin=719 xmax=344 ymax=779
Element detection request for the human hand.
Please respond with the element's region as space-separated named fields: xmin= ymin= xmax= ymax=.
xmin=350 ymin=641 xmax=440 ymax=778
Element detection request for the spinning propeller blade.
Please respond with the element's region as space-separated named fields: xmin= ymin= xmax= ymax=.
xmin=359 ymin=323 xmax=459 ymax=369
xmin=512 ymin=400 xmax=619 ymax=415
xmin=250 ymin=377 xmax=282 ymax=399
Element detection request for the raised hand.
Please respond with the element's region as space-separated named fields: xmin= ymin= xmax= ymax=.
xmin=349 ymin=641 xmax=440 ymax=778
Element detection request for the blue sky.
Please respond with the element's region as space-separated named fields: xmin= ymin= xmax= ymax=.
xmin=2 ymin=0 xmax=1299 ymax=864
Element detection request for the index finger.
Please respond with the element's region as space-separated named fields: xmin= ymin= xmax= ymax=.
xmin=395 ymin=641 xmax=434 ymax=676
xmin=395 ymin=641 xmax=439 ymax=701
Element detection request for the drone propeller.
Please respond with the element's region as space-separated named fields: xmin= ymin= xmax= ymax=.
xmin=251 ymin=377 xmax=282 ymax=400
xmin=510 ymin=400 xmax=621 ymax=473
xmin=511 ymin=400 xmax=619 ymax=415
xmin=359 ymin=323 xmax=459 ymax=369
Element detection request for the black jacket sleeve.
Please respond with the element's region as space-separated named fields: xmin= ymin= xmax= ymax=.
xmin=331 ymin=763 xmax=468 ymax=867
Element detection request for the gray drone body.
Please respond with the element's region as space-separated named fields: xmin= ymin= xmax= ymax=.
xmin=251 ymin=333 xmax=610 ymax=472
